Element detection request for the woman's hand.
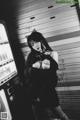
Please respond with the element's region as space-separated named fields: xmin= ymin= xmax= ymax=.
xmin=42 ymin=59 xmax=50 ymax=69
xmin=44 ymin=51 xmax=51 ymax=55
xmin=32 ymin=61 xmax=41 ymax=69
xmin=32 ymin=59 xmax=50 ymax=69
xmin=45 ymin=51 xmax=58 ymax=64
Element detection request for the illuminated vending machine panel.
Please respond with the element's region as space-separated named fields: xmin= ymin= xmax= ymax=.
xmin=0 ymin=23 xmax=18 ymax=86
xmin=0 ymin=22 xmax=18 ymax=119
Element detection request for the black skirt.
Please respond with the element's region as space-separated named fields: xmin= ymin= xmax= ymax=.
xmin=39 ymin=88 xmax=59 ymax=108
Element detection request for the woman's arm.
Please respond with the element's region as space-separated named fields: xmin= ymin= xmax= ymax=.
xmin=50 ymin=51 xmax=62 ymax=80
xmin=50 ymin=51 xmax=58 ymax=64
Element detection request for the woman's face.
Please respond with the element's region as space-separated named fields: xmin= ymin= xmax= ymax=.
xmin=31 ymin=40 xmax=42 ymax=52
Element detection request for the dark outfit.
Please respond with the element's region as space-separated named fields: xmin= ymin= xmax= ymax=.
xmin=24 ymin=50 xmax=59 ymax=119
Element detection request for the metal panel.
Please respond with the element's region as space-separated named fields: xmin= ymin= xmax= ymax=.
xmin=18 ymin=9 xmax=77 ymax=28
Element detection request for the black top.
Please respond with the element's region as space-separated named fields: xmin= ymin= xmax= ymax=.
xmin=24 ymin=50 xmax=58 ymax=102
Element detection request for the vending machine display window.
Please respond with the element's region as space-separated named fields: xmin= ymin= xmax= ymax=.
xmin=0 ymin=22 xmax=18 ymax=86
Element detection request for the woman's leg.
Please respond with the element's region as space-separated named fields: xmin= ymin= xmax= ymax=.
xmin=54 ymin=105 xmax=70 ymax=120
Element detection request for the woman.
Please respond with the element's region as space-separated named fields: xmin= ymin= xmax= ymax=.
xmin=24 ymin=31 xmax=70 ymax=120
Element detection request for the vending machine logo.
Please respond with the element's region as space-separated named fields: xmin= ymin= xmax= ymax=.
xmin=0 ymin=89 xmax=12 ymax=120
xmin=0 ymin=112 xmax=8 ymax=119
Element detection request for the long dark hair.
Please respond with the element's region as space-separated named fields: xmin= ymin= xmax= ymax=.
xmin=27 ymin=31 xmax=53 ymax=52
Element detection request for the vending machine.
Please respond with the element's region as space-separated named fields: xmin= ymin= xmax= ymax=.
xmin=0 ymin=89 xmax=12 ymax=120
xmin=0 ymin=22 xmax=18 ymax=120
